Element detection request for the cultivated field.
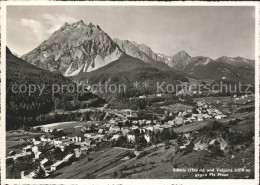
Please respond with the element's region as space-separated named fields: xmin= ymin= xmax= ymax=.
xmin=49 ymin=147 xmax=133 ymax=178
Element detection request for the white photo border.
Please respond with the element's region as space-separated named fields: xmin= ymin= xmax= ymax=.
xmin=1 ymin=1 xmax=259 ymax=185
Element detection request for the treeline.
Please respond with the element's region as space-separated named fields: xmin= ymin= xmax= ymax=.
xmin=109 ymin=94 xmax=195 ymax=110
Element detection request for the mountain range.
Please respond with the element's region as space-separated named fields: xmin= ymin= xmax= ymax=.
xmin=6 ymin=20 xmax=255 ymax=129
xmin=20 ymin=20 xmax=255 ymax=86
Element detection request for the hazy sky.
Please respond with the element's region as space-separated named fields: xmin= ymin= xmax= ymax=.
xmin=7 ymin=6 xmax=255 ymax=59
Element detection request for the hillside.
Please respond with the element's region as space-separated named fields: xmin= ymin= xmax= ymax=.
xmin=215 ymin=56 xmax=254 ymax=68
xmin=72 ymin=54 xmax=187 ymax=99
xmin=113 ymin=38 xmax=177 ymax=72
xmin=167 ymin=51 xmax=254 ymax=85
xmin=190 ymin=60 xmax=254 ymax=84
xmin=6 ymin=47 xmax=105 ymax=130
xmin=113 ymin=38 xmax=171 ymax=64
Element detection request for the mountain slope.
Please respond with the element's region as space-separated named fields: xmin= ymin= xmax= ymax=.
xmin=72 ymin=54 xmax=188 ymax=99
xmin=182 ymin=56 xmax=214 ymax=74
xmin=189 ymin=60 xmax=254 ymax=84
xmin=113 ymin=38 xmax=172 ymax=69
xmin=7 ymin=47 xmax=104 ymax=130
xmin=81 ymin=54 xmax=186 ymax=82
xmin=22 ymin=21 xmax=123 ymax=76
xmin=113 ymin=38 xmax=157 ymax=64
xmin=132 ymin=41 xmax=171 ymax=63
xmin=215 ymin=56 xmax=254 ymax=69
xmin=165 ymin=51 xmax=254 ymax=84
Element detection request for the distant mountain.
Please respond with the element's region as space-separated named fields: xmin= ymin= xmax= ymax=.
xmin=113 ymin=38 xmax=171 ymax=64
xmin=132 ymin=41 xmax=171 ymax=63
xmin=113 ymin=38 xmax=156 ymax=64
xmin=215 ymin=56 xmax=254 ymax=69
xmin=182 ymin=56 xmax=214 ymax=74
xmin=165 ymin=51 xmax=254 ymax=84
xmin=21 ymin=20 xmax=254 ymax=85
xmin=188 ymin=60 xmax=254 ymax=84
xmin=167 ymin=50 xmax=191 ymax=70
xmin=22 ymin=21 xmax=123 ymax=76
xmin=113 ymin=38 xmax=181 ymax=72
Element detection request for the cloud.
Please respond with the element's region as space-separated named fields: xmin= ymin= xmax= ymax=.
xmin=21 ymin=18 xmax=46 ymax=41
xmin=20 ymin=13 xmax=77 ymax=42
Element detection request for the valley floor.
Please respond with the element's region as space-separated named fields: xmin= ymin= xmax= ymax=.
xmin=6 ymin=96 xmax=255 ymax=179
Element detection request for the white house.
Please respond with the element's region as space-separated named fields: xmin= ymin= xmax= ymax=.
xmin=98 ymin=129 xmax=105 ymax=134
xmin=145 ymin=126 xmax=154 ymax=132
xmin=174 ymin=116 xmax=184 ymax=126
xmin=74 ymin=148 xmax=82 ymax=158
xmin=132 ymin=120 xmax=138 ymax=125
xmin=111 ymin=134 xmax=122 ymax=141
xmin=167 ymin=120 xmax=174 ymax=125
xmin=215 ymin=115 xmax=227 ymax=120
xmin=144 ymin=133 xmax=151 ymax=143
xmin=32 ymin=146 xmax=38 ymax=154
xmin=108 ymin=126 xmax=121 ymax=133
xmin=34 ymin=151 xmax=42 ymax=159
xmin=146 ymin=120 xmax=152 ymax=125
xmin=127 ymin=131 xmax=135 ymax=143
xmin=23 ymin=145 xmax=32 ymax=153
xmin=156 ymin=93 xmax=162 ymax=97
xmin=40 ymin=158 xmax=49 ymax=168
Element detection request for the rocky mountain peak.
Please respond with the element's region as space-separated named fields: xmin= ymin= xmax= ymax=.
xmin=113 ymin=38 xmax=172 ymax=65
xmin=176 ymin=50 xmax=190 ymax=58
xmin=64 ymin=22 xmax=70 ymax=26
xmin=77 ymin=20 xmax=84 ymax=24
xmin=22 ymin=20 xmax=123 ymax=76
xmin=88 ymin=22 xmax=95 ymax=28
xmin=163 ymin=50 xmax=191 ymax=70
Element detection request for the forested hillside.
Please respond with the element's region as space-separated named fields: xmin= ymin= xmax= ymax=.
xmin=6 ymin=47 xmax=105 ymax=130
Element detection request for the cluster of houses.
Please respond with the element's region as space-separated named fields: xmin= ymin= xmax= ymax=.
xmin=20 ymin=151 xmax=77 ymax=179
xmin=129 ymin=93 xmax=164 ymax=100
xmin=7 ymin=99 xmax=232 ymax=179
xmin=164 ymin=100 xmax=227 ymax=127
xmin=8 ymin=134 xmax=86 ymax=179
xmin=7 ymin=119 xmax=177 ymax=178
xmin=234 ymin=94 xmax=255 ymax=105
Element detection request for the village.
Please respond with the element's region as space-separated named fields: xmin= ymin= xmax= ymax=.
xmin=6 ymin=94 xmax=255 ymax=179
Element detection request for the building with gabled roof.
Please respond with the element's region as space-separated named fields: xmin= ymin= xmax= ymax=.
xmin=51 ymin=160 xmax=65 ymax=172
xmin=63 ymin=153 xmax=74 ymax=163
